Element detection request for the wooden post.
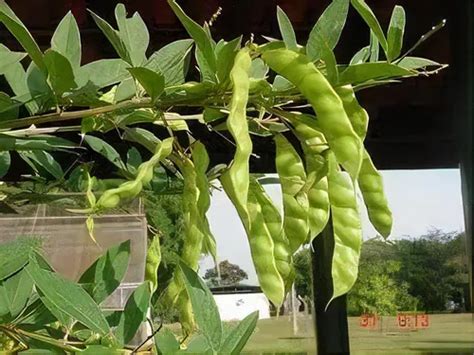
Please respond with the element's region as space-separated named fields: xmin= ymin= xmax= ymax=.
xmin=311 ymin=218 xmax=350 ymax=355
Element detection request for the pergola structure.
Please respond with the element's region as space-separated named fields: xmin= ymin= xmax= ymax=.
xmin=1 ymin=1 xmax=471 ymax=353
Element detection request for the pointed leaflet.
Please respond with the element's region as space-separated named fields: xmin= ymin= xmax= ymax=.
xmin=145 ymin=39 xmax=194 ymax=86
xmin=115 ymin=4 xmax=149 ymax=66
xmin=84 ymin=135 xmax=127 ymax=171
xmin=0 ymin=45 xmax=26 ymax=74
xmin=0 ymin=2 xmax=46 ymax=72
xmin=276 ymin=7 xmax=298 ymax=51
xmin=79 ymin=240 xmax=131 ymax=303
xmin=167 ymin=0 xmax=216 ymax=73
xmin=387 ymin=6 xmax=406 ymax=61
xmin=128 ymin=67 xmax=165 ymax=102
xmin=3 ymin=269 xmax=34 ymax=318
xmin=179 ymin=261 xmax=222 ymax=352
xmin=26 ymin=254 xmax=110 ymax=335
xmin=76 ymin=59 xmax=130 ymax=89
xmin=0 ymin=237 xmax=41 ymax=281
xmin=44 ymin=50 xmax=77 ymax=97
xmin=307 ymin=0 xmax=349 ymax=61
xmin=115 ymin=282 xmax=151 ymax=345
xmin=88 ymin=10 xmax=131 ymax=64
xmin=216 ymin=37 xmax=242 ymax=84
xmin=51 ymin=12 xmax=81 ymax=70
xmin=351 ymin=0 xmax=388 ymax=53
xmin=220 ymin=311 xmax=259 ymax=354
xmin=327 ymin=154 xmax=362 ymax=301
xmin=20 ymin=150 xmax=64 ymax=179
xmin=339 ymin=62 xmax=412 ymax=85
xmin=397 ymin=57 xmax=441 ymax=70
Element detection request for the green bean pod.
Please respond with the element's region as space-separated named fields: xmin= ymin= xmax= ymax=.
xmin=336 ymin=85 xmax=369 ymax=140
xmin=220 ymin=48 xmax=253 ymax=224
xmin=288 ymin=115 xmax=330 ymax=242
xmin=246 ymin=186 xmax=286 ymax=306
xmin=274 ymin=134 xmax=309 ymax=254
xmin=95 ymin=137 xmax=174 ymax=210
xmin=327 ymin=153 xmax=362 ymax=301
xmin=145 ymin=234 xmax=161 ymax=294
xmin=192 ymin=142 xmax=217 ymax=262
xmin=336 ymin=85 xmax=393 ymax=238
xmin=359 ymin=151 xmax=392 ymax=238
xmin=249 ymin=178 xmax=295 ymax=292
xmin=262 ymin=49 xmax=363 ymax=180
xmin=221 ymin=177 xmax=285 ymax=306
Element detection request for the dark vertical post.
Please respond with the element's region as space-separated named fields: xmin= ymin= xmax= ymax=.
xmin=449 ymin=0 xmax=473 ymax=311
xmin=311 ymin=219 xmax=350 ymax=355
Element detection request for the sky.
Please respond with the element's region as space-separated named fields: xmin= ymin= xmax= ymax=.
xmin=199 ymin=169 xmax=466 ymax=284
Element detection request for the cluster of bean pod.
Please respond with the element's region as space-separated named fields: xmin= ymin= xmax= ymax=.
xmin=219 ymin=47 xmax=392 ymax=306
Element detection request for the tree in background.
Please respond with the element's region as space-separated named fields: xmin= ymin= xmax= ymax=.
xmin=204 ymin=260 xmax=248 ymax=287
xmin=293 ymin=247 xmax=313 ymax=299
xmin=291 ymin=231 xmax=469 ymax=315
xmin=395 ymin=229 xmax=469 ymax=311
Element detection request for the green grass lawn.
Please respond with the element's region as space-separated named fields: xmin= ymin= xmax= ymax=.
xmin=241 ymin=313 xmax=474 ymax=354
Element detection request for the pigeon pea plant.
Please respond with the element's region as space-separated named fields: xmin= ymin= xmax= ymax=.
xmin=0 ymin=0 xmax=445 ymax=339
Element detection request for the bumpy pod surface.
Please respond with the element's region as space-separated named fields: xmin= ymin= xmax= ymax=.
xmin=327 ymin=153 xmax=362 ymax=300
xmin=262 ymin=49 xmax=363 ymax=180
xmin=274 ymin=134 xmax=309 ymax=253
xmin=249 ymin=178 xmax=295 ymax=292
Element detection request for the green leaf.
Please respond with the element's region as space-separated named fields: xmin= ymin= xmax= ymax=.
xmin=0 ymin=45 xmax=26 ymax=74
xmin=155 ymin=328 xmax=180 ymax=355
xmin=26 ymin=255 xmax=111 ymax=335
xmin=369 ymin=30 xmax=379 ymax=62
xmin=0 ymin=237 xmax=41 ymax=280
xmin=351 ymin=0 xmax=388 ymax=53
xmin=339 ymin=62 xmax=413 ymax=85
xmin=220 ymin=311 xmax=259 ymax=354
xmin=79 ymin=240 xmax=131 ymax=303
xmin=216 ymin=37 xmax=241 ymax=84
xmin=276 ymin=7 xmax=297 ymax=51
xmin=0 ymin=2 xmax=46 ymax=72
xmin=84 ymin=135 xmax=127 ymax=170
xmin=0 ymin=135 xmax=75 ymax=151
xmin=126 ymin=147 xmax=142 ymax=172
xmin=146 ymin=39 xmax=194 ymax=86
xmin=20 ymin=151 xmax=64 ymax=179
xmin=115 ymin=4 xmax=149 ymax=66
xmin=307 ymin=0 xmax=349 ymax=61
xmin=76 ymin=59 xmax=130 ymax=89
xmin=44 ymin=50 xmax=77 ymax=96
xmin=183 ymin=334 xmax=212 ymax=354
xmin=26 ymin=62 xmax=54 ymax=112
xmin=196 ymin=47 xmax=217 ymax=83
xmin=123 ymin=127 xmax=160 ymax=153
xmin=249 ymin=58 xmax=269 ymax=79
xmin=321 ymin=45 xmax=338 ymax=84
xmin=0 ymin=151 xmax=10 ymax=178
xmin=51 ymin=11 xmax=81 ymax=71
xmin=397 ymin=56 xmax=441 ymax=70
xmin=350 ymin=46 xmax=370 ymax=65
xmin=0 ymin=93 xmax=19 ymax=120
xmin=115 ymin=282 xmax=151 ymax=345
xmin=387 ymin=6 xmax=406 ymax=62
xmin=179 ymin=261 xmax=222 ymax=351
xmin=128 ymin=67 xmax=165 ymax=102
xmin=88 ymin=10 xmax=131 ymax=64
xmin=3 ymin=269 xmax=34 ymax=317
xmin=167 ymin=0 xmax=216 ymax=72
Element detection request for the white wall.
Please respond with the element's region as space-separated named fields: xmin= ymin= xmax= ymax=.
xmin=213 ymin=293 xmax=270 ymax=321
